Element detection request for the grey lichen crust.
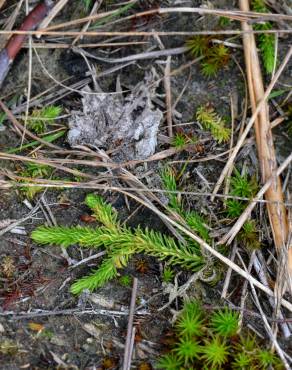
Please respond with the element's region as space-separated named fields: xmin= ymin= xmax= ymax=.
xmin=67 ymin=70 xmax=163 ymax=162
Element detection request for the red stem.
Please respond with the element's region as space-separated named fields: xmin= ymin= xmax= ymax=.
xmin=6 ymin=2 xmax=51 ymax=60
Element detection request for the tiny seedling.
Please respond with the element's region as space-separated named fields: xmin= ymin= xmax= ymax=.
xmin=171 ymin=132 xmax=188 ymax=149
xmin=196 ymin=105 xmax=231 ymax=143
xmin=18 ymin=162 xmax=52 ymax=199
xmin=210 ymin=307 xmax=239 ymax=337
xmin=162 ymin=266 xmax=175 ymax=283
xmin=175 ymin=300 xmax=204 ymax=338
xmin=156 ymin=299 xmax=282 ymax=369
xmin=225 ymin=168 xmax=258 ymax=218
xmin=118 ymin=274 xmax=132 ymax=287
xmin=27 ymin=105 xmax=62 ymax=134
xmin=238 ymin=220 xmax=261 ymax=250
xmin=174 ymin=337 xmax=201 ymax=365
xmin=201 ymin=336 xmax=230 ymax=368
xmin=160 ymin=166 xmax=182 ymax=214
xmin=156 ymin=353 xmax=183 ymax=370
xmin=186 ymin=36 xmax=230 ymax=77
xmin=256 ymin=349 xmax=282 ymax=369
xmin=232 ymin=351 xmax=253 ymax=369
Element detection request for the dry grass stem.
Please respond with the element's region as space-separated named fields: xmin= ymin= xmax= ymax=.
xmin=164 ymin=56 xmax=173 ymax=137
xmin=240 ymin=0 xmax=289 ymax=258
xmin=37 ymin=0 xmax=71 ymax=32
xmin=211 ymin=46 xmax=292 ymax=200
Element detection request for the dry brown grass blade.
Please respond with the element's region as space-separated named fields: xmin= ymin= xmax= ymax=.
xmin=164 ymin=56 xmax=173 ymax=138
xmin=0 ymin=29 xmax=290 ymax=38
xmin=0 ymin=0 xmax=6 ymax=11
xmin=38 ymin=0 xmax=69 ymax=32
xmin=239 ymin=0 xmax=290 ymax=268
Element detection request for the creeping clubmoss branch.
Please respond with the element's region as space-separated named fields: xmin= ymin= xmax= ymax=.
xmin=32 ymin=194 xmax=204 ymax=294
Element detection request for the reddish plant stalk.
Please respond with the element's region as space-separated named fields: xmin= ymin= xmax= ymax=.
xmin=0 ymin=0 xmax=53 ymax=88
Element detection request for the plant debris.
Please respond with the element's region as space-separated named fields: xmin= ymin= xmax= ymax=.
xmin=67 ymin=70 xmax=163 ymax=161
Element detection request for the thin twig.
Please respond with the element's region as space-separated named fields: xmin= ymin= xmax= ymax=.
xmin=123 ymin=277 xmax=138 ymax=370
xmin=164 ymin=56 xmax=173 ymax=138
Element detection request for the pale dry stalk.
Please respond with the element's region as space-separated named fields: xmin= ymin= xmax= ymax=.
xmin=0 ymin=0 xmax=6 ymax=10
xmin=239 ymin=0 xmax=290 ymax=269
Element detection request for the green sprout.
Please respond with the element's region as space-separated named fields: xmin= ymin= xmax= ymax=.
xmin=160 ymin=166 xmax=182 ymax=213
xmin=18 ymin=162 xmax=52 ymax=199
xmin=232 ymin=351 xmax=254 ymax=369
xmin=162 ymin=266 xmax=175 ymax=283
xmin=225 ymin=199 xmax=246 ymax=218
xmin=118 ymin=275 xmax=132 ymax=287
xmin=196 ymin=105 xmax=231 ymax=143
xmin=256 ymin=349 xmax=281 ymax=369
xmin=27 ymin=105 xmax=62 ymax=134
xmin=210 ymin=308 xmax=239 ymax=337
xmin=174 ymin=337 xmax=201 ymax=365
xmin=238 ymin=220 xmax=261 ymax=250
xmin=172 ymin=132 xmax=188 ymax=149
xmin=175 ymin=300 xmax=204 ymax=338
xmin=201 ymin=336 xmax=230 ymax=368
xmin=156 ymin=353 xmax=183 ymax=370
xmin=186 ymin=36 xmax=230 ymax=77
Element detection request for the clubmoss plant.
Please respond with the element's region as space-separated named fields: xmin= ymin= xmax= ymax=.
xmin=186 ymin=36 xmax=230 ymax=77
xmin=31 ymin=194 xmax=205 ymax=294
xmin=196 ymin=105 xmax=231 ymax=143
xmin=252 ymin=0 xmax=276 ymax=74
xmin=160 ymin=166 xmax=182 ymax=214
xmin=160 ymin=166 xmax=210 ymax=243
xmin=225 ymin=168 xmax=258 ymax=218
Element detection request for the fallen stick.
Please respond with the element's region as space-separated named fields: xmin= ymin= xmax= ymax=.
xmin=0 ymin=0 xmax=53 ymax=88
